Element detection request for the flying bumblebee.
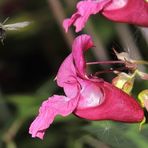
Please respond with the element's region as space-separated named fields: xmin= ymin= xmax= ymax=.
xmin=0 ymin=18 xmax=31 ymax=43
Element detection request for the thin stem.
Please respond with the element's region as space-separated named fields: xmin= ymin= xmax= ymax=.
xmin=94 ymin=67 xmax=128 ymax=76
xmin=134 ymin=60 xmax=148 ymax=65
xmin=86 ymin=60 xmax=148 ymax=66
xmin=47 ymin=0 xmax=74 ymax=48
xmin=87 ymin=60 xmax=124 ymax=65
xmin=2 ymin=118 xmax=25 ymax=145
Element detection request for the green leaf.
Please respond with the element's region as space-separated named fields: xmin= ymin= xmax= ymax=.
xmin=83 ymin=121 xmax=148 ymax=148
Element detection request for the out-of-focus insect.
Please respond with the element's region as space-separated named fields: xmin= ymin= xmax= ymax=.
xmin=0 ymin=18 xmax=31 ymax=44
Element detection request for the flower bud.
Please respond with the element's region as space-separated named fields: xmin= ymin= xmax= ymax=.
xmin=138 ymin=89 xmax=148 ymax=111
xmin=112 ymin=72 xmax=134 ymax=94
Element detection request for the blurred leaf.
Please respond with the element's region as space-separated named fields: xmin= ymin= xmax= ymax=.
xmin=6 ymin=95 xmax=39 ymax=117
xmin=35 ymin=77 xmax=57 ymax=100
xmin=83 ymin=121 xmax=148 ymax=148
xmin=7 ymin=95 xmax=35 ymax=106
xmin=6 ymin=77 xmax=57 ymax=118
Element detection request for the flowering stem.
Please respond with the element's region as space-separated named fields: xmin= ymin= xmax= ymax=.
xmin=87 ymin=60 xmax=124 ymax=65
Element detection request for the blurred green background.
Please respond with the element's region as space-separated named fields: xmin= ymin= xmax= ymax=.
xmin=0 ymin=0 xmax=148 ymax=148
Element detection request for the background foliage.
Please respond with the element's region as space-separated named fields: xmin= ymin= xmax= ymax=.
xmin=0 ymin=0 xmax=148 ymax=148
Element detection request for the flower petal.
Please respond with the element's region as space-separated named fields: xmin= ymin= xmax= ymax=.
xmin=75 ymin=81 xmax=144 ymax=122
xmin=29 ymin=95 xmax=79 ymax=139
xmin=63 ymin=0 xmax=111 ymax=32
xmin=103 ymin=0 xmax=148 ymax=27
xmin=56 ymin=54 xmax=76 ymax=86
xmin=56 ymin=54 xmax=79 ymax=98
xmin=72 ymin=34 xmax=94 ymax=77
xmin=77 ymin=80 xmax=104 ymax=109
xmin=63 ymin=13 xmax=80 ymax=33
xmin=63 ymin=0 xmax=148 ymax=32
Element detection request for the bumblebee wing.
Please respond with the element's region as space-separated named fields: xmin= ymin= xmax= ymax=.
xmin=4 ymin=21 xmax=31 ymax=30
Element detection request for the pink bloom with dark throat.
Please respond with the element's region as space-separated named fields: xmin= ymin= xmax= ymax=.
xmin=63 ymin=0 xmax=148 ymax=32
xmin=29 ymin=34 xmax=144 ymax=139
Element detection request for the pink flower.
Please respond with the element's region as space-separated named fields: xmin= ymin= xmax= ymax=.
xmin=29 ymin=34 xmax=144 ymax=139
xmin=63 ymin=0 xmax=148 ymax=32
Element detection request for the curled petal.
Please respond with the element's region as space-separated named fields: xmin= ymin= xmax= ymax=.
xmin=56 ymin=35 xmax=94 ymax=97
xmin=72 ymin=34 xmax=94 ymax=77
xmin=63 ymin=0 xmax=111 ymax=32
xmin=63 ymin=13 xmax=80 ymax=33
xmin=29 ymin=95 xmax=79 ymax=139
xmin=56 ymin=54 xmax=76 ymax=87
xmin=56 ymin=54 xmax=79 ymax=98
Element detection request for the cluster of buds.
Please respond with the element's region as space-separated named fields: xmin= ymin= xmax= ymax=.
xmin=112 ymin=49 xmax=148 ymax=128
xmin=112 ymin=50 xmax=148 ymax=101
